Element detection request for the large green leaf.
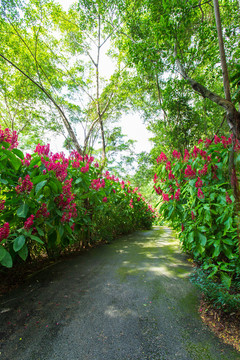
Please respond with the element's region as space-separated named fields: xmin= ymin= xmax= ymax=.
xmin=2 ymin=149 xmax=21 ymax=170
xmin=0 ymin=246 xmax=7 ymax=261
xmin=17 ymin=203 xmax=29 ymax=218
xmin=198 ymin=232 xmax=207 ymax=247
xmin=0 ymin=251 xmax=13 ymax=268
xmin=32 ymin=174 xmax=48 ymax=185
xmin=11 ymin=148 xmax=24 ymax=160
xmin=30 ymin=235 xmax=44 ymax=244
xmin=18 ymin=244 xmax=28 ymax=260
xmin=13 ymin=235 xmax=26 ymax=252
xmin=35 ymin=180 xmax=48 ymax=194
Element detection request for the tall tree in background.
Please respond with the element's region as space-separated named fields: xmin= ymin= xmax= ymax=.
xmin=109 ymin=0 xmax=240 ymax=147
xmin=0 ymin=0 xmax=132 ymax=163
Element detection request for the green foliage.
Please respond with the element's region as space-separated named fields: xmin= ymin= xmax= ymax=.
xmin=0 ymin=127 xmax=155 ymax=268
xmin=190 ymin=267 xmax=240 ymax=313
xmin=154 ymin=134 xmax=240 ymax=302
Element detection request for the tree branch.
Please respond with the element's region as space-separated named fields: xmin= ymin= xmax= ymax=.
xmin=0 ymin=53 xmax=83 ymax=154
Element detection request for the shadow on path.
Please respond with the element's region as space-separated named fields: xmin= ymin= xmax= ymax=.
xmin=0 ymin=227 xmax=239 ymax=360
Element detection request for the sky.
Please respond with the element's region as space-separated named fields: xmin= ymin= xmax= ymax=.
xmin=50 ymin=0 xmax=152 ymax=155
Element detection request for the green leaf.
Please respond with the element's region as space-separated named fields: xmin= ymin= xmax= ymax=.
xmin=198 ymin=232 xmax=207 ymax=247
xmin=188 ymin=231 xmax=194 ymax=243
xmin=36 ymin=226 xmax=44 ymax=236
xmin=222 ymin=238 xmax=234 ymax=245
xmin=212 ymin=241 xmax=221 ymax=258
xmin=17 ymin=203 xmax=29 ymax=218
xmin=29 ymin=157 xmax=41 ymax=167
xmin=197 ymin=226 xmax=208 ymax=232
xmin=13 ymin=235 xmax=26 ymax=252
xmin=11 ymin=148 xmax=24 ymax=160
xmin=1 ymin=141 xmax=10 ymax=149
xmin=58 ymin=225 xmax=64 ymax=238
xmin=32 ymin=174 xmax=48 ymax=185
xmin=18 ymin=244 xmax=28 ymax=260
xmin=35 ymin=180 xmax=48 ymax=194
xmin=48 ymin=180 xmax=59 ymax=193
xmin=56 ymin=209 xmax=62 ymax=217
xmin=75 ymin=177 xmax=82 ymax=184
xmin=168 ymin=205 xmax=174 ymax=218
xmin=2 ymin=149 xmax=22 ymax=170
xmin=0 ymin=245 xmax=8 ymax=261
xmin=0 ymin=178 xmax=8 ymax=184
xmin=30 ymin=235 xmax=44 ymax=244
xmin=0 ymin=251 xmax=13 ymax=268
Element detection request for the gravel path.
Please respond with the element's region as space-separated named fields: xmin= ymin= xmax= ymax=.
xmin=0 ymin=227 xmax=239 ymax=360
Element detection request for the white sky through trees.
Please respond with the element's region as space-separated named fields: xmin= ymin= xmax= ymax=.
xmin=50 ymin=0 xmax=152 ymax=155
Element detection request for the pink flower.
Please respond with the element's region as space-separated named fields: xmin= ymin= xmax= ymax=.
xmin=174 ymin=188 xmax=180 ymax=201
xmin=0 ymin=200 xmax=5 ymax=212
xmin=153 ymin=173 xmax=158 ymax=183
xmin=15 ymin=175 xmax=33 ymax=194
xmin=195 ymin=177 xmax=203 ymax=188
xmin=156 ymin=152 xmax=167 ymax=163
xmin=166 ymin=162 xmax=171 ymax=171
xmin=81 ymin=163 xmax=89 ymax=173
xmin=162 ymin=193 xmax=169 ymax=202
xmin=168 ymin=171 xmax=175 ymax=180
xmin=24 ymin=215 xmax=35 ymax=230
xmin=198 ymin=164 xmax=208 ymax=176
xmin=94 ymin=162 xmax=99 ymax=168
xmin=191 ymin=211 xmax=195 ymax=221
xmin=184 ymin=165 xmax=196 ymax=178
xmin=226 ymin=192 xmax=232 ymax=204
xmin=192 ymin=146 xmax=200 ymax=158
xmin=197 ymin=188 xmax=204 ymax=199
xmin=214 ymin=135 xmax=221 ymax=144
xmin=102 ymin=197 xmax=108 ymax=202
xmin=183 ymin=149 xmax=190 ymax=162
xmin=35 ymin=144 xmax=50 ymax=156
xmin=112 ymin=189 xmax=116 ymax=193
xmin=0 ymin=127 xmax=18 ymax=149
xmin=0 ymin=222 xmax=9 ymax=242
xmin=36 ymin=203 xmax=50 ymax=218
xmin=204 ymin=139 xmax=212 ymax=148
xmin=172 ymin=150 xmax=181 ymax=159
xmin=181 ymin=224 xmax=185 ymax=232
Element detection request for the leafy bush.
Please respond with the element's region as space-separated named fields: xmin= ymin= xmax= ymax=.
xmin=190 ymin=267 xmax=240 ymax=313
xmin=153 ymin=134 xmax=240 ymax=290
xmin=0 ymin=126 xmax=156 ymax=268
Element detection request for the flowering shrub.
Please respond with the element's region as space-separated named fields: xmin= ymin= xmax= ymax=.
xmin=154 ymin=135 xmax=240 ymax=289
xmin=0 ymin=126 xmax=155 ymax=268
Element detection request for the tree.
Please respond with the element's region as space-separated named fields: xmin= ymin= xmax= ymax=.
xmin=0 ymin=0 xmax=133 ymax=163
xmin=109 ymin=0 xmax=240 ymax=139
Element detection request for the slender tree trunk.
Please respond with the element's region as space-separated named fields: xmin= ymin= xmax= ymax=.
xmin=96 ymin=14 xmax=106 ymax=163
xmin=213 ymin=0 xmax=231 ymax=102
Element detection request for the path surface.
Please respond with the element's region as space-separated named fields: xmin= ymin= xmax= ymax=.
xmin=0 ymin=227 xmax=239 ymax=360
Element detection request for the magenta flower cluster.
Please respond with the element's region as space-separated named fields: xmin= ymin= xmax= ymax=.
xmin=15 ymin=175 xmax=33 ymax=194
xmin=0 ymin=222 xmax=10 ymax=242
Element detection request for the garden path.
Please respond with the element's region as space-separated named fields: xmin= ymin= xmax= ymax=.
xmin=0 ymin=227 xmax=239 ymax=360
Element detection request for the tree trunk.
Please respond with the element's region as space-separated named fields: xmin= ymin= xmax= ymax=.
xmin=213 ymin=0 xmax=231 ymax=102
xmin=96 ymin=14 xmax=106 ymax=163
xmin=174 ymin=54 xmax=240 ymax=136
